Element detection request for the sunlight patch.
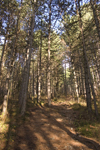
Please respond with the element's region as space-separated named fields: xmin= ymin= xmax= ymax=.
xmin=56 ymin=118 xmax=63 ymax=122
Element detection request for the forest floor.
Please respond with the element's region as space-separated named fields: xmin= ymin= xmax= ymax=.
xmin=0 ymin=96 xmax=100 ymax=150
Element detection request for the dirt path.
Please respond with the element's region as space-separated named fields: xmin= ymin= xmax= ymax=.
xmin=2 ymin=100 xmax=100 ymax=150
xmin=9 ymin=100 xmax=99 ymax=150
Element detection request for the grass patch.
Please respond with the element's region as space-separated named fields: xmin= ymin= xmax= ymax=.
xmin=53 ymin=98 xmax=58 ymax=102
xmin=52 ymin=95 xmax=69 ymax=103
xmin=0 ymin=97 xmax=26 ymax=150
xmin=76 ymin=121 xmax=100 ymax=141
xmin=71 ymin=101 xmax=100 ymax=142
xmin=71 ymin=103 xmax=81 ymax=110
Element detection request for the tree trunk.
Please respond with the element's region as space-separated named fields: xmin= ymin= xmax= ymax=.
xmin=47 ymin=0 xmax=52 ymax=106
xmin=64 ymin=61 xmax=67 ymax=97
xmin=37 ymin=30 xmax=42 ymax=102
xmin=37 ymin=54 xmax=41 ymax=102
xmin=73 ymin=69 xmax=79 ymax=102
xmin=19 ymin=1 xmax=36 ymax=115
xmin=0 ymin=36 xmax=7 ymax=74
xmin=76 ymin=0 xmax=98 ymax=116
xmin=75 ymin=0 xmax=92 ymax=114
xmin=2 ymin=1 xmax=22 ymax=116
xmin=33 ymin=57 xmax=35 ymax=97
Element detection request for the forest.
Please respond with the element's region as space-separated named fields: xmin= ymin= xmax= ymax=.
xmin=0 ymin=0 xmax=100 ymax=150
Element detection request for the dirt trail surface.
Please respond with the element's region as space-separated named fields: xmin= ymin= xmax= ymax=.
xmin=2 ymin=100 xmax=100 ymax=150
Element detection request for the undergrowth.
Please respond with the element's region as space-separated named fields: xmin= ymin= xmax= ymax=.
xmin=71 ymin=101 xmax=100 ymax=142
xmin=0 ymin=94 xmax=100 ymax=149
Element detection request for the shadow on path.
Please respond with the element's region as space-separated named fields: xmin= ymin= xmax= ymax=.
xmin=2 ymin=101 xmax=100 ymax=150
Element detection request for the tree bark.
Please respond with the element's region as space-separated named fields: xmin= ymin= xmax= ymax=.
xmin=2 ymin=0 xmax=22 ymax=116
xmin=19 ymin=1 xmax=36 ymax=115
xmin=76 ymin=0 xmax=98 ymax=116
xmin=75 ymin=0 xmax=92 ymax=114
xmin=33 ymin=57 xmax=35 ymax=97
xmin=47 ymin=0 xmax=52 ymax=106
xmin=64 ymin=61 xmax=67 ymax=97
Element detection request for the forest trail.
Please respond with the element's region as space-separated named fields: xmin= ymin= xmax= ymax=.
xmin=2 ymin=98 xmax=100 ymax=150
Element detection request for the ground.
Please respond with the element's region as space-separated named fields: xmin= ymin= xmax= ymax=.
xmin=0 ymin=97 xmax=100 ymax=150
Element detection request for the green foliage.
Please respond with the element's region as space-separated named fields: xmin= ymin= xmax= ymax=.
xmin=71 ymin=102 xmax=100 ymax=142
xmin=71 ymin=103 xmax=81 ymax=110
xmin=53 ymin=98 xmax=57 ymax=102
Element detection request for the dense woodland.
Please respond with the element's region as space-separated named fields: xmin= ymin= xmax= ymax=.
xmin=1 ymin=0 xmax=100 ymax=149
xmin=0 ymin=0 xmax=100 ymax=118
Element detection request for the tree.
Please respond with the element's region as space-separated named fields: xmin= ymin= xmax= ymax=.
xmin=19 ymin=0 xmax=36 ymax=115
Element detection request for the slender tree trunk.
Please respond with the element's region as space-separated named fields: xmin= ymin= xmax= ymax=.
xmin=37 ymin=30 xmax=42 ymax=102
xmin=37 ymin=54 xmax=41 ymax=102
xmin=2 ymin=2 xmax=22 ymax=116
xmin=34 ymin=72 xmax=37 ymax=96
xmin=37 ymin=59 xmax=38 ymax=97
xmin=76 ymin=0 xmax=98 ymax=116
xmin=92 ymin=44 xmax=100 ymax=80
xmin=78 ymin=49 xmax=84 ymax=96
xmin=0 ymin=36 xmax=7 ymax=74
xmin=51 ymin=78 xmax=54 ymax=99
xmin=63 ymin=67 xmax=65 ymax=95
xmin=33 ymin=57 xmax=35 ymax=97
xmin=81 ymin=67 xmax=84 ymax=95
xmin=19 ymin=1 xmax=36 ymax=115
xmin=91 ymin=45 xmax=100 ymax=89
xmin=73 ymin=69 xmax=79 ymax=102
xmin=47 ymin=0 xmax=52 ymax=106
xmin=0 ymin=0 xmax=10 ymax=74
xmin=64 ymin=61 xmax=67 ymax=97
xmin=71 ymin=54 xmax=79 ymax=102
xmin=75 ymin=0 xmax=92 ymax=114
xmin=45 ymin=69 xmax=47 ymax=95
xmin=2 ymin=59 xmax=16 ymax=116
xmin=67 ymin=33 xmax=79 ymax=101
